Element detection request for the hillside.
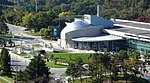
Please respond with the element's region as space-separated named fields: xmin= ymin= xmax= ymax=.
xmin=1 ymin=0 xmax=150 ymax=22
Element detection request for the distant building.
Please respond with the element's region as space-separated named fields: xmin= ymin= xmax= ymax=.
xmin=60 ymin=15 xmax=150 ymax=54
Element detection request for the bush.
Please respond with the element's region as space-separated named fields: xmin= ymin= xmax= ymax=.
xmin=40 ymin=50 xmax=46 ymax=55
xmin=128 ymin=75 xmax=148 ymax=83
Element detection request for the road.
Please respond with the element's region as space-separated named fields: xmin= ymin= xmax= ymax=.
xmin=50 ymin=68 xmax=67 ymax=77
xmin=6 ymin=24 xmax=67 ymax=78
xmin=7 ymin=23 xmax=43 ymax=39
xmin=10 ymin=52 xmax=30 ymax=71
xmin=7 ymin=24 xmax=26 ymax=36
xmin=6 ymin=24 xmax=150 ymax=82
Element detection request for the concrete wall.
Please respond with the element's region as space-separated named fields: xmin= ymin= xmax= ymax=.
xmin=91 ymin=16 xmax=114 ymax=27
xmin=83 ymin=15 xmax=114 ymax=27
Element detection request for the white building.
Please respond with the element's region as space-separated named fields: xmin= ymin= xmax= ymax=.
xmin=60 ymin=14 xmax=150 ymax=53
xmin=60 ymin=15 xmax=125 ymax=52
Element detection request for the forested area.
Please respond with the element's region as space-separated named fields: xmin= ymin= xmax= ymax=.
xmin=0 ymin=0 xmax=150 ymax=38
xmin=4 ymin=0 xmax=149 ymax=20
xmin=7 ymin=0 xmax=149 ymax=19
xmin=1 ymin=0 xmax=150 ymax=24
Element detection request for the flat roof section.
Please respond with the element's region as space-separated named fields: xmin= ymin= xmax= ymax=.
xmin=115 ymin=21 xmax=150 ymax=29
xmin=107 ymin=27 xmax=150 ymax=37
xmin=72 ymin=35 xmax=123 ymax=42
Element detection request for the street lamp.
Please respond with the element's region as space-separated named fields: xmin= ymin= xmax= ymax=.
xmin=82 ymin=64 xmax=89 ymax=83
xmin=15 ymin=54 xmax=18 ymax=83
xmin=35 ymin=0 xmax=38 ymax=12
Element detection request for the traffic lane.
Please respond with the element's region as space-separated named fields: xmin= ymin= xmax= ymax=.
xmin=50 ymin=68 xmax=67 ymax=77
xmin=10 ymin=52 xmax=30 ymax=71
xmin=7 ymin=24 xmax=25 ymax=34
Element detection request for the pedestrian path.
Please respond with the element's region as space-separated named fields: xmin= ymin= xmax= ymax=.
xmin=0 ymin=76 xmax=12 ymax=83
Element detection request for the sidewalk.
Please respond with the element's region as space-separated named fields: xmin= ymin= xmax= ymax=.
xmin=0 ymin=76 xmax=12 ymax=83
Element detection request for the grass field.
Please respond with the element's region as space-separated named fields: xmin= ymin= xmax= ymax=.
xmin=0 ymin=34 xmax=20 ymax=39
xmin=47 ymin=53 xmax=92 ymax=63
xmin=0 ymin=78 xmax=7 ymax=83
xmin=46 ymin=62 xmax=67 ymax=68
xmin=0 ymin=76 xmax=14 ymax=83
xmin=32 ymin=44 xmax=42 ymax=47
xmin=2 ymin=76 xmax=14 ymax=83
xmin=13 ymin=52 xmax=31 ymax=59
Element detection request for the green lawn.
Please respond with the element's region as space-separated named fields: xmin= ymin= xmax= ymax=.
xmin=46 ymin=62 xmax=67 ymax=68
xmin=74 ymin=78 xmax=92 ymax=83
xmin=13 ymin=52 xmax=31 ymax=59
xmin=0 ymin=78 xmax=8 ymax=83
xmin=32 ymin=44 xmax=42 ymax=47
xmin=24 ymin=31 xmax=40 ymax=36
xmin=2 ymin=76 xmax=14 ymax=83
xmin=0 ymin=76 xmax=15 ymax=83
xmin=47 ymin=53 xmax=92 ymax=63
xmin=0 ymin=34 xmax=20 ymax=39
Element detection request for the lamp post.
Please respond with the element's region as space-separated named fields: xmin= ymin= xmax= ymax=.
xmin=15 ymin=54 xmax=18 ymax=83
xmin=79 ymin=67 xmax=82 ymax=83
xmin=82 ymin=64 xmax=89 ymax=83
xmin=35 ymin=0 xmax=38 ymax=12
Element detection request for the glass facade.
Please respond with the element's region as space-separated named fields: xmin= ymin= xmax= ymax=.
xmin=127 ymin=39 xmax=150 ymax=54
xmin=73 ymin=40 xmax=127 ymax=52
xmin=73 ymin=38 xmax=150 ymax=54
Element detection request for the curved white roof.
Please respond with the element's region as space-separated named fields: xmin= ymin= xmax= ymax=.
xmin=72 ymin=35 xmax=123 ymax=42
xmin=61 ymin=21 xmax=91 ymax=34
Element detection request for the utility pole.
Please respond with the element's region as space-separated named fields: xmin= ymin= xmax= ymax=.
xmin=17 ymin=0 xmax=20 ymax=8
xmin=15 ymin=55 xmax=18 ymax=83
xmin=35 ymin=0 xmax=38 ymax=12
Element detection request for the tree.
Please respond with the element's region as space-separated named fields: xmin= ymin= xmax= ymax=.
xmin=112 ymin=50 xmax=129 ymax=81
xmin=134 ymin=16 xmax=150 ymax=23
xmin=16 ymin=54 xmax=50 ymax=82
xmin=88 ymin=53 xmax=105 ymax=82
xmin=58 ymin=11 xmax=74 ymax=17
xmin=16 ymin=70 xmax=29 ymax=82
xmin=66 ymin=57 xmax=84 ymax=83
xmin=39 ymin=26 xmax=53 ymax=39
xmin=0 ymin=10 xmax=3 ymax=17
xmin=4 ymin=8 xmax=25 ymax=26
xmin=66 ymin=63 xmax=78 ymax=83
xmin=144 ymin=54 xmax=150 ymax=65
xmin=22 ymin=11 xmax=56 ymax=32
xmin=0 ymin=21 xmax=9 ymax=34
xmin=27 ymin=55 xmax=50 ymax=78
xmin=100 ymin=53 xmax=111 ymax=77
xmin=22 ymin=13 xmax=33 ymax=28
xmin=0 ymin=48 xmax=11 ymax=75
xmin=0 ymin=0 xmax=8 ymax=4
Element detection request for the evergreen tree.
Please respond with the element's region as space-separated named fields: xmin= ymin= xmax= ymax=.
xmin=27 ymin=55 xmax=50 ymax=79
xmin=0 ymin=48 xmax=11 ymax=75
xmin=17 ymin=55 xmax=50 ymax=82
xmin=0 ymin=21 xmax=9 ymax=34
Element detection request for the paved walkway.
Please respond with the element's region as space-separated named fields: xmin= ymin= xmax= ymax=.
xmin=0 ymin=76 xmax=12 ymax=83
xmin=10 ymin=52 xmax=31 ymax=71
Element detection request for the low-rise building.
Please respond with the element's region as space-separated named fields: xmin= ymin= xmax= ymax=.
xmin=60 ymin=15 xmax=150 ymax=54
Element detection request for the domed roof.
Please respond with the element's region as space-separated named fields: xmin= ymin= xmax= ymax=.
xmin=61 ymin=21 xmax=91 ymax=34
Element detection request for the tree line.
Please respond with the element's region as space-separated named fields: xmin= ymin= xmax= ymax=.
xmin=7 ymin=0 xmax=150 ymax=20
xmin=0 ymin=0 xmax=150 ymax=39
xmin=0 ymin=48 xmax=51 ymax=82
xmin=66 ymin=50 xmax=149 ymax=83
xmin=1 ymin=47 xmax=150 ymax=82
